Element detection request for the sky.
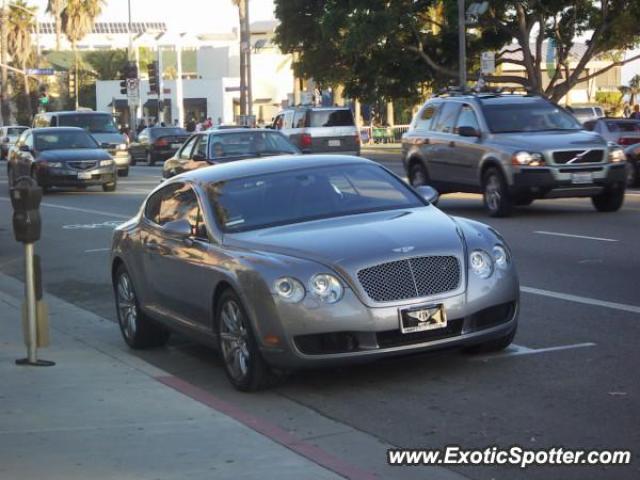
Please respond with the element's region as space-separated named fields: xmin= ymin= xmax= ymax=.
xmin=28 ymin=0 xmax=277 ymax=34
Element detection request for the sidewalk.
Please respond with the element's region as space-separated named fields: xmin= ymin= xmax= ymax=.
xmin=0 ymin=273 xmax=349 ymax=480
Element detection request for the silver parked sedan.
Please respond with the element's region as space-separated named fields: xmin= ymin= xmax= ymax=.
xmin=111 ymin=155 xmax=519 ymax=390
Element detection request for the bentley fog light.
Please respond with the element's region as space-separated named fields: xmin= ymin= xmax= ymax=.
xmin=470 ymin=250 xmax=494 ymax=278
xmin=273 ymin=277 xmax=305 ymax=303
xmin=309 ymin=274 xmax=344 ymax=304
xmin=492 ymin=245 xmax=509 ymax=269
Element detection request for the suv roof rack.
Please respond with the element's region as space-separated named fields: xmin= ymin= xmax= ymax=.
xmin=432 ymin=86 xmax=535 ymax=99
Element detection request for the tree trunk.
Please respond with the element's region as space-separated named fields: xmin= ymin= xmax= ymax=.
xmin=74 ymin=45 xmax=79 ymax=110
xmin=55 ymin=9 xmax=61 ymax=51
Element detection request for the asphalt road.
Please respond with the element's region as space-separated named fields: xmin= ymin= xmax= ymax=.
xmin=1 ymin=150 xmax=639 ymax=480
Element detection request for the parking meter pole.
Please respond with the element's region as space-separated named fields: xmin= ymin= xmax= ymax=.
xmin=25 ymin=243 xmax=37 ymax=363
xmin=12 ymin=176 xmax=54 ymax=367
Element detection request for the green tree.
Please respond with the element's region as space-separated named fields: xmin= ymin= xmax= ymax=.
xmin=274 ymin=0 xmax=640 ymax=103
xmin=8 ymin=0 xmax=36 ymax=120
xmin=46 ymin=0 xmax=65 ymax=51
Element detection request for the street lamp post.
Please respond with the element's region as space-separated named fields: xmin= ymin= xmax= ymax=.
xmin=458 ymin=0 xmax=467 ymax=88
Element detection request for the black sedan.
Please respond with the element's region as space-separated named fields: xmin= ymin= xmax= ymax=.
xmin=624 ymin=143 xmax=639 ymax=187
xmin=6 ymin=127 xmax=117 ymax=192
xmin=162 ymin=129 xmax=300 ymax=179
xmin=128 ymin=127 xmax=189 ymax=166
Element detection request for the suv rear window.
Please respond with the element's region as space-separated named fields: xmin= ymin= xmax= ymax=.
xmin=605 ymin=121 xmax=640 ymax=132
xmin=309 ymin=109 xmax=355 ymax=128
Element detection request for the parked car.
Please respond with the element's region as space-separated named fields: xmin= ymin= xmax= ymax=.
xmin=1 ymin=125 xmax=28 ymax=160
xmin=272 ymin=106 xmax=360 ymax=155
xmin=128 ymin=127 xmax=189 ymax=166
xmin=401 ymin=92 xmax=627 ymax=216
xmin=583 ymin=118 xmax=640 ymax=146
xmin=162 ymin=128 xmax=300 ymax=179
xmin=111 ymin=155 xmax=519 ymax=391
xmin=623 ymin=142 xmax=640 ymax=187
xmin=6 ymin=127 xmax=117 ymax=192
xmin=567 ymin=105 xmax=605 ymax=124
xmin=33 ymin=111 xmax=130 ymax=176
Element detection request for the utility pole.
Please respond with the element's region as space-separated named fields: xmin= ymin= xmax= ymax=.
xmin=458 ymin=0 xmax=467 ymax=88
xmin=1 ymin=0 xmax=9 ymax=126
xmin=238 ymin=0 xmax=247 ymax=117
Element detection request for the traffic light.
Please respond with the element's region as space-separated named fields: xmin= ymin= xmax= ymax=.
xmin=148 ymin=61 xmax=159 ymax=94
xmin=120 ymin=61 xmax=138 ymax=95
xmin=68 ymin=70 xmax=76 ymax=95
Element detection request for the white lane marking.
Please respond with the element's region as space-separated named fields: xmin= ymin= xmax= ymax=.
xmin=474 ymin=342 xmax=596 ymax=361
xmin=533 ymin=230 xmax=618 ymax=242
xmin=521 ymin=286 xmax=640 ymax=314
xmin=0 ymin=197 xmax=130 ymax=219
xmin=84 ymin=248 xmax=110 ymax=253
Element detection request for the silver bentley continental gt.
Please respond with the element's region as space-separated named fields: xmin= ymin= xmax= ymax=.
xmin=111 ymin=155 xmax=519 ymax=391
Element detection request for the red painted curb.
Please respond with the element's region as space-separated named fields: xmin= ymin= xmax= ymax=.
xmin=156 ymin=375 xmax=378 ymax=480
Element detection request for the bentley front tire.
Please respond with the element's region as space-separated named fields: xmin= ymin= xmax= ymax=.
xmin=216 ymin=289 xmax=277 ymax=392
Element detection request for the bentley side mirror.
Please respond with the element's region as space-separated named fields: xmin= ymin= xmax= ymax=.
xmin=192 ymin=153 xmax=206 ymax=161
xmin=416 ymin=185 xmax=439 ymax=205
xmin=19 ymin=144 xmax=31 ymax=152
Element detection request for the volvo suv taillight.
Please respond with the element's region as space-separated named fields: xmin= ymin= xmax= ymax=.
xmin=300 ymin=133 xmax=312 ymax=148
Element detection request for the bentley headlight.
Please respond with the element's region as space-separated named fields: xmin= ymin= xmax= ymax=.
xmin=273 ymin=277 xmax=305 ymax=303
xmin=492 ymin=245 xmax=509 ymax=269
xmin=309 ymin=273 xmax=344 ymax=304
xmin=46 ymin=162 xmax=63 ymax=168
xmin=100 ymin=159 xmax=114 ymax=167
xmin=470 ymin=250 xmax=494 ymax=278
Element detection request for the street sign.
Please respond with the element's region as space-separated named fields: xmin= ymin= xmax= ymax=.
xmin=481 ymin=51 xmax=495 ymax=75
xmin=26 ymin=68 xmax=55 ymax=76
xmin=126 ymin=78 xmax=139 ymax=103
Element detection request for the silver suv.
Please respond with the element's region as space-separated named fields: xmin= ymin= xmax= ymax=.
xmin=402 ymin=92 xmax=627 ymax=216
xmin=272 ymin=106 xmax=360 ymax=156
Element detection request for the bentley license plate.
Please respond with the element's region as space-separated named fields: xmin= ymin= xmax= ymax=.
xmin=399 ymin=304 xmax=447 ymax=334
xmin=571 ymin=172 xmax=593 ymax=184
xmin=77 ymin=172 xmax=92 ymax=180
xmin=328 ymin=139 xmax=341 ymax=147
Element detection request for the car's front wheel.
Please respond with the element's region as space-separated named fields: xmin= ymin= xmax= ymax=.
xmin=216 ymin=289 xmax=277 ymax=391
xmin=102 ymin=180 xmax=117 ymax=192
xmin=409 ymin=162 xmax=429 ymax=187
xmin=128 ymin=152 xmax=136 ymax=166
xmin=591 ymin=185 xmax=625 ymax=212
xmin=114 ymin=264 xmax=170 ymax=349
xmin=483 ymin=167 xmax=513 ymax=217
xmin=118 ymin=167 xmax=129 ymax=177
xmin=147 ymin=151 xmax=155 ymax=166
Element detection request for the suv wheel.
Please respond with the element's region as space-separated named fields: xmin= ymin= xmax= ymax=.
xmin=483 ymin=168 xmax=513 ymax=217
xmin=591 ymin=185 xmax=625 ymax=212
xmin=409 ymin=162 xmax=429 ymax=187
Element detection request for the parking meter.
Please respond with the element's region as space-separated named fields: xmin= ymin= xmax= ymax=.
xmin=10 ymin=176 xmax=53 ymax=367
xmin=10 ymin=177 xmax=42 ymax=244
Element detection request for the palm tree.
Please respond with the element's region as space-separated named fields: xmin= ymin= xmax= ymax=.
xmin=8 ymin=0 xmax=36 ymax=119
xmin=61 ymin=0 xmax=103 ymax=108
xmin=46 ymin=0 xmax=64 ymax=51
